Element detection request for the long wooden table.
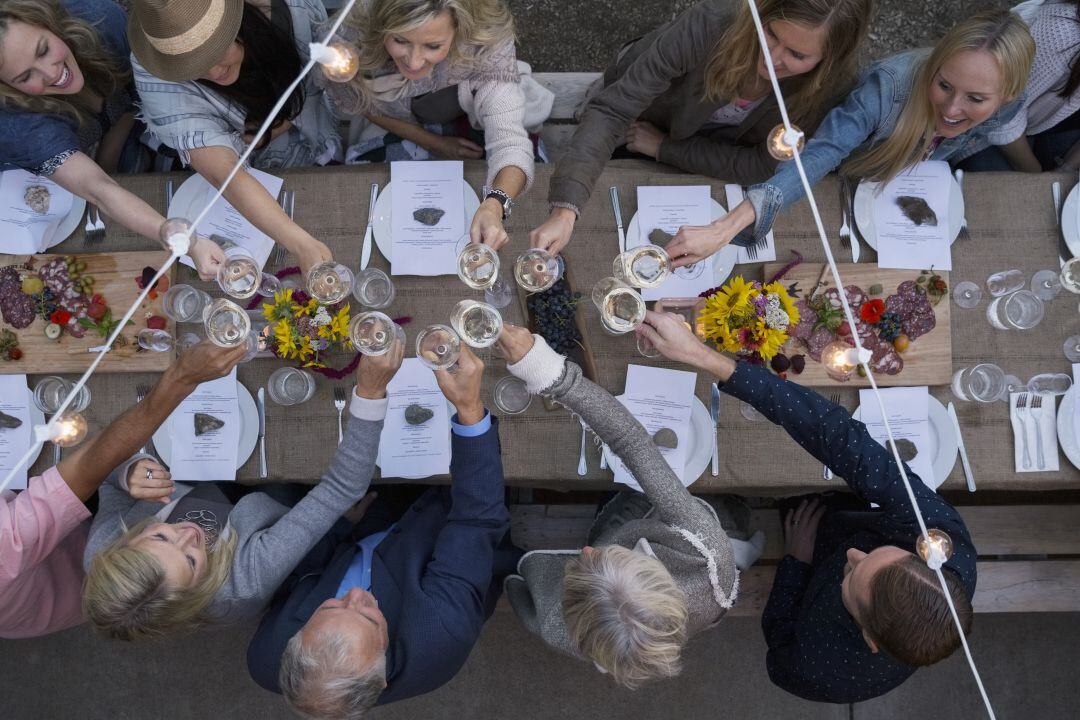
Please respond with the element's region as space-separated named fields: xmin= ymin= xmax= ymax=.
xmin=21 ymin=163 xmax=1080 ymax=493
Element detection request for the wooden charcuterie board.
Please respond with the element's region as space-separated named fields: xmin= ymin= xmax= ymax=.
xmin=0 ymin=251 xmax=176 ymax=374
xmin=762 ymin=262 xmax=952 ymax=387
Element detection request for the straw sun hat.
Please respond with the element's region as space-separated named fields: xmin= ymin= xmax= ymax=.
xmin=128 ymin=0 xmax=245 ymax=82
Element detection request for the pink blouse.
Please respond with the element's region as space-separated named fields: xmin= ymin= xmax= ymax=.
xmin=0 ymin=467 xmax=91 ymax=638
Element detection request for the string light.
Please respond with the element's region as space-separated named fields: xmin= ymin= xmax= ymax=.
xmin=34 ymin=411 xmax=88 ymax=448
xmin=820 ymin=341 xmax=871 ymax=381
xmin=767 ymin=123 xmax=805 ymax=161
xmin=310 ymin=41 xmax=360 ymax=83
xmin=916 ymin=529 xmax=954 ymax=570
xmin=159 ymin=217 xmax=193 ymax=256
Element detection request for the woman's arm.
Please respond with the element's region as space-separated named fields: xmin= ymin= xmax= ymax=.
xmin=95 ymin=112 xmax=137 ymax=175
xmin=364 ymin=114 xmax=484 ymax=160
xmin=470 ymin=165 xmax=526 ymax=250
xmin=998 ymin=137 xmax=1042 ymax=173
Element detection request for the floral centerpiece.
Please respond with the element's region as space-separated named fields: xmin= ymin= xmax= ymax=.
xmin=699 ymin=276 xmax=800 ymax=364
xmin=262 ymin=288 xmax=352 ymax=370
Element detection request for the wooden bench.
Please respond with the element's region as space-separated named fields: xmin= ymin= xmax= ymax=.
xmin=533 ymin=72 xmax=602 ymax=160
xmin=509 ymin=504 xmax=1080 ymax=615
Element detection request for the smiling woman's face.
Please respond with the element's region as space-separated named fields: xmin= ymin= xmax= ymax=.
xmin=133 ymin=522 xmax=209 ymax=590
xmin=0 ymin=20 xmax=84 ymax=95
xmin=383 ymin=10 xmax=456 ymax=81
xmin=200 ymin=41 xmax=245 ymax=86
xmin=927 ymin=49 xmax=1005 ymax=138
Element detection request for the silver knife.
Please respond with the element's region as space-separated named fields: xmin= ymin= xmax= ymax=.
xmin=1053 ymin=181 xmax=1071 ymax=269
xmin=710 ymin=383 xmax=721 ymax=476
xmin=360 ymin=183 xmax=378 ymax=270
xmin=843 ymin=176 xmax=862 ymax=264
xmin=947 ymin=402 xmax=976 ymax=492
xmin=257 ymin=388 xmax=268 ymax=479
xmin=609 ymin=186 xmax=627 ymax=253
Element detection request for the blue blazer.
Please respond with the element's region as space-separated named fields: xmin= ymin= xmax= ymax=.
xmin=247 ymin=420 xmax=512 ymax=705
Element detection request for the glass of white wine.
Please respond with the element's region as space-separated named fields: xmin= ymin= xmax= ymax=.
xmin=352 ymin=268 xmax=395 ymax=309
xmin=591 ymin=277 xmax=646 ymax=334
xmin=216 ymin=246 xmax=280 ymax=299
xmin=613 ymin=245 xmax=671 ymax=289
xmin=307 ymin=261 xmax=354 ymax=304
xmin=450 ymin=299 xmax=503 ymax=349
xmin=349 ymin=311 xmax=404 ymax=356
xmin=416 ymin=324 xmax=462 ymax=371
xmin=514 ymin=249 xmax=562 ymax=293
xmin=203 ymin=297 xmax=256 ymax=352
xmin=458 ymin=243 xmax=514 ymax=309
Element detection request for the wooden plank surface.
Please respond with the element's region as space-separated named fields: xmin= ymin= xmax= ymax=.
xmin=762 ymin=262 xmax=952 ymax=387
xmin=0 ymin=251 xmax=175 ymax=374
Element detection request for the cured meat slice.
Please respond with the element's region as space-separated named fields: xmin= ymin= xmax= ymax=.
xmin=806 ymin=326 xmax=836 ymax=361
xmin=843 ymin=285 xmax=868 ymax=311
xmin=872 ymin=340 xmax=904 ymax=375
xmin=792 ymin=300 xmax=816 ymax=340
xmin=0 ymin=291 xmax=35 ymax=329
xmin=903 ymin=307 xmax=936 ymax=340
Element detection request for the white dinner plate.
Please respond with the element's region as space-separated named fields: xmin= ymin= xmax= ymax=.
xmin=1059 ymin=184 xmax=1080 ymax=259
xmin=166 ymin=173 xmax=205 ymax=222
xmin=603 ymin=396 xmax=712 ymax=489
xmin=375 ymin=400 xmax=455 ymax=480
xmin=626 ymin=199 xmax=739 ymax=288
xmin=0 ymin=172 xmax=86 ymax=253
xmin=853 ymin=177 xmax=964 ymax=250
xmin=152 ymin=382 xmax=259 ymax=472
xmin=371 ymin=180 xmax=481 ymax=273
xmin=852 ymin=395 xmax=958 ymax=491
xmin=1057 ymin=385 xmax=1080 ymax=470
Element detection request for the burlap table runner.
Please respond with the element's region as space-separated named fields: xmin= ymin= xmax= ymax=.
xmin=24 ymin=164 xmax=1079 ymax=494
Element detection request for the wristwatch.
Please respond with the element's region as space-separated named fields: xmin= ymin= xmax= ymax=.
xmin=483 ymin=187 xmax=513 ymax=220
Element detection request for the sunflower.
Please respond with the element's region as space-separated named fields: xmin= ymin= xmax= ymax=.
xmin=328 ymin=305 xmax=351 ymax=341
xmin=293 ymin=298 xmax=318 ymax=318
xmin=263 ymin=288 xmax=297 ymax=322
xmin=274 ymin=319 xmax=297 ymax=358
xmin=702 ymin=276 xmax=756 ymax=325
xmin=755 ymin=320 xmax=788 ymax=361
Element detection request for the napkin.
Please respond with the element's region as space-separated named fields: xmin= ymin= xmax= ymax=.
xmin=1009 ymin=392 xmax=1059 ymax=473
xmin=724 ymin=184 xmax=776 ymax=263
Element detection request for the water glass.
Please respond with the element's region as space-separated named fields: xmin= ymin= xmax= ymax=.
xmin=951 ymin=363 xmax=1007 ymax=403
xmin=514 ymin=249 xmax=562 ymax=293
xmin=307 ymin=261 xmax=354 ymax=304
xmin=952 ymin=281 xmax=982 ymax=309
xmin=415 ymin=324 xmax=462 ymax=370
xmin=137 ymin=329 xmax=175 ymax=352
xmin=162 ymin=284 xmax=211 ymax=323
xmin=352 ymin=268 xmax=396 ymax=309
xmin=986 ymin=290 xmax=1044 ymax=330
xmin=1027 ymin=373 xmax=1073 ymax=396
xmin=985 ymin=269 xmax=1025 ymax=297
xmin=1065 ymin=335 xmax=1080 ymax=362
xmin=349 ymin=311 xmax=404 ymax=356
xmin=613 ymin=245 xmax=671 ymax=289
xmin=635 ymin=333 xmax=662 ymax=358
xmin=267 ymin=367 xmax=316 ymax=406
xmin=493 ymin=376 xmax=532 ymax=415
xmin=591 ymin=277 xmax=646 ymax=334
xmin=33 ymin=376 xmax=90 ymax=414
xmin=450 ymin=300 xmax=502 ymax=349
xmin=1061 ymin=257 xmax=1080 ymax=295
xmin=1031 ymin=270 xmax=1063 ymax=301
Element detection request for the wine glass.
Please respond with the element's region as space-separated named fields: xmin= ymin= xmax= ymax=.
xmin=203 ymin=297 xmax=254 ymax=349
xmin=591 ymin=277 xmax=646 ymax=334
xmin=635 ymin=333 xmax=662 ymax=358
xmin=999 ymin=374 xmax=1025 ymax=402
xmin=449 ymin=300 xmax=502 ymax=349
xmin=137 ymin=329 xmax=180 ymax=352
xmin=162 ymin=284 xmax=212 ymax=322
xmin=1065 ymin=335 xmax=1080 ymax=362
xmin=514 ymin=249 xmax=562 ymax=293
xmin=307 ymin=261 xmax=354 ymax=304
xmin=351 ymin=268 xmax=396 ymax=309
xmin=216 ymin=246 xmax=280 ymax=299
xmin=613 ymin=245 xmax=671 ymax=289
xmin=457 ymin=243 xmax=514 ymax=309
xmin=415 ymin=324 xmax=462 ymax=370
xmin=952 ymin=281 xmax=982 ymax=309
xmin=986 ymin=269 xmax=1025 ymax=297
xmin=1031 ymin=270 xmax=1063 ymax=301
xmin=349 ymin=311 xmax=404 ymax=356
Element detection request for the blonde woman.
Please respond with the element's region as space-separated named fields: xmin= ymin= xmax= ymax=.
xmin=0 ymin=0 xmax=222 ymax=278
xmin=664 ymin=9 xmax=1035 ymax=266
xmin=530 ymin=0 xmax=874 ymax=255
xmin=497 ymin=323 xmax=765 ymax=688
xmin=328 ymin=0 xmax=552 ymax=250
xmin=82 ymin=345 xmax=405 ymax=641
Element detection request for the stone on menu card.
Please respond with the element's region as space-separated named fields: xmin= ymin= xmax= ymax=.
xmin=653 ymin=427 xmax=678 ymax=449
xmin=0 ymin=410 xmax=22 ymax=429
xmin=413 ymin=207 xmax=445 ymax=226
xmin=892 ymin=438 xmax=918 ymax=462
xmin=648 ymin=228 xmax=674 ymax=248
xmin=194 ymin=413 xmax=225 ymax=436
xmin=895 ymin=196 xmax=938 ymax=227
xmin=405 ymin=403 xmax=434 ymax=425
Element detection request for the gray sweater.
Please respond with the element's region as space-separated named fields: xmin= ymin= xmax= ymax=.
xmin=83 ymin=412 xmax=381 ymax=624
xmin=503 ymin=338 xmax=738 ymax=659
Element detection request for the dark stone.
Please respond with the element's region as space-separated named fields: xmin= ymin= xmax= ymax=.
xmin=194 ymin=413 xmax=224 ymax=436
xmin=895 ymin=196 xmax=938 ymax=227
xmin=648 ymin=228 xmax=674 ymax=248
xmin=653 ymin=427 xmax=678 ymax=449
xmin=405 ymin=403 xmax=434 ymax=425
xmin=413 ymin=208 xmax=446 ymax=226
xmin=0 ymin=410 xmax=22 ymax=429
xmin=892 ymin=438 xmax=919 ymax=462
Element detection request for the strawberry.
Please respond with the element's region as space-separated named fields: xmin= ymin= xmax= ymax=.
xmin=87 ymin=303 xmax=107 ymax=321
xmin=837 ymin=320 xmax=851 ymax=336
xmin=90 ymin=294 xmax=106 ymax=306
xmin=146 ymin=315 xmax=167 ymax=330
xmin=9 ymin=348 xmax=23 ymax=361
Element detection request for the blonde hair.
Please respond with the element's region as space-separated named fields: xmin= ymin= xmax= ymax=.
xmin=0 ymin=0 xmax=128 ymax=126
xmin=843 ymin=9 xmax=1034 ymax=183
xmin=336 ymin=0 xmax=515 ymax=113
xmin=704 ymin=0 xmax=874 ymax=126
xmin=562 ymin=545 xmax=689 ymax=689
xmin=82 ymin=518 xmax=237 ymax=641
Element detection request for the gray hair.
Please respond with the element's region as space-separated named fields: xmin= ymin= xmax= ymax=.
xmin=279 ymin=628 xmax=388 ymax=719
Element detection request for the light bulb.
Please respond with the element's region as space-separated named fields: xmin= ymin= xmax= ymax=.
xmin=767 ymin=124 xmax=805 ymax=161
xmin=821 ymin=341 xmax=859 ymax=381
xmin=159 ymin=217 xmax=193 ymax=256
xmin=916 ymin=529 xmax=954 ymax=569
xmin=312 ymin=41 xmax=360 ymax=83
xmin=51 ymin=411 xmax=88 ymax=447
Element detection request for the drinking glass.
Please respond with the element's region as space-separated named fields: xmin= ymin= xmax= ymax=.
xmin=635 ymin=333 xmax=662 ymax=358
xmin=267 ymin=367 xmax=316 ymax=406
xmin=985 ymin=269 xmax=1025 ymax=297
xmin=33 ymin=376 xmax=90 ymax=414
xmin=203 ymin=298 xmax=253 ymax=348
xmin=740 ymin=401 xmax=765 ymax=422
xmin=514 ymin=249 xmax=562 ymax=293
xmin=416 ymin=324 xmax=462 ymax=370
xmin=1031 ymin=270 xmax=1063 ymax=301
xmin=450 ymin=300 xmax=503 ymax=349
xmin=217 ymin=247 xmax=280 ymax=299
xmin=352 ymin=268 xmax=396 ymax=309
xmin=1065 ymin=335 xmax=1080 ymax=362
xmin=952 ymin=281 xmax=982 ymax=309
xmin=307 ymin=261 xmax=354 ymax=304
xmin=456 ymin=244 xmax=513 ymax=309
xmin=613 ymin=245 xmax=671 ymax=289
xmin=986 ymin=290 xmax=1044 ymax=330
xmin=349 ymin=311 xmax=404 ymax=356
xmin=951 ymin=363 xmax=1007 ymax=403
xmin=1062 ymin=257 xmax=1080 ymax=295
xmin=137 ymin=329 xmax=177 ymax=352
xmin=162 ymin=284 xmax=211 ymax=323
xmin=493 ymin=376 xmax=532 ymax=415
xmin=1027 ymin=373 xmax=1073 ymax=396
xmin=591 ymin=277 xmax=646 ymax=334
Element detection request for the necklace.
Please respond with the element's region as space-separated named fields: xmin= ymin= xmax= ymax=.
xmin=174 ymin=510 xmax=220 ymax=549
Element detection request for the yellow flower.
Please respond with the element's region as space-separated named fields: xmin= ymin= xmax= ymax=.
xmin=763 ymin=281 xmax=801 ymax=326
xmin=293 ymin=298 xmax=318 ymax=318
xmin=297 ymin=335 xmax=314 ymax=361
xmin=328 ymin=305 xmax=351 ymax=340
xmin=263 ymin=288 xmax=296 ymax=322
xmin=274 ymin=319 xmax=297 ymax=358
xmin=756 ymin=321 xmax=787 ymax=361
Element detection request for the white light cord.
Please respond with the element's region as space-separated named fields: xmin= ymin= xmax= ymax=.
xmin=744 ymin=3 xmax=996 ymax=717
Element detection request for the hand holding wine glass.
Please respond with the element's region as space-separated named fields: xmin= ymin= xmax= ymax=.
xmin=355 ymin=334 xmax=405 ymax=400
xmin=636 ymin=311 xmax=711 ymax=368
xmin=168 ymin=340 xmax=248 ymax=390
xmin=434 ymin=345 xmax=485 ymax=424
xmin=496 ymin=323 xmax=536 ymax=364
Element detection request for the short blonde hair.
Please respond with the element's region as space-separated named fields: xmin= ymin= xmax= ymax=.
xmin=82 ymin=518 xmax=237 ymax=641
xmin=562 ymin=545 xmax=689 ymax=689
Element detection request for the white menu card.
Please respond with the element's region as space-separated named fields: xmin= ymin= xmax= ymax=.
xmin=181 ymin=168 xmax=283 ymax=272
xmin=611 ymin=365 xmax=696 ymax=491
xmin=873 ymin=161 xmax=952 ymax=271
xmin=390 ymin=161 xmax=465 ymax=276
xmin=859 ymin=386 xmax=935 ymax=488
xmin=377 ymin=358 xmax=451 ymax=478
xmin=0 ymin=169 xmax=73 ymax=254
xmin=0 ymin=376 xmax=33 ymax=490
xmin=166 ymin=370 xmax=240 ymax=481
xmin=636 ymin=185 xmax=715 ymax=300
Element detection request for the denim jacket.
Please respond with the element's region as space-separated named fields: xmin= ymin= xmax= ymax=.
xmin=744 ymin=49 xmax=1025 ymax=239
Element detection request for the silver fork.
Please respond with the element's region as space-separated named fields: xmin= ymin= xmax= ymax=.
xmin=1032 ymin=395 xmax=1045 ymax=470
xmin=273 ymin=189 xmax=291 ymax=265
xmin=577 ymin=419 xmax=588 ymax=476
xmin=91 ymin=207 xmax=106 ymax=244
xmin=824 ymin=392 xmax=841 ymax=479
xmin=165 ymin=179 xmax=174 ymax=214
xmin=1016 ymin=393 xmax=1032 ymax=470
xmin=954 ymin=169 xmax=971 ymax=241
xmin=333 ymin=386 xmax=347 ymax=444
xmin=82 ymin=206 xmax=97 ymax=246
xmin=837 ymin=181 xmax=852 ymax=252
xmin=745 ymin=241 xmax=758 ymax=261
xmin=136 ymin=384 xmax=152 ymax=454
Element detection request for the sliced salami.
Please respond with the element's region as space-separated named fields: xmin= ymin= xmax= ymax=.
xmin=806 ymin=326 xmax=836 ymax=361
xmin=792 ymin=300 xmax=817 ymax=340
xmin=871 ymin=339 xmax=904 ymax=375
xmin=0 ymin=291 xmax=35 ymax=329
xmin=843 ymin=285 xmax=868 ymax=312
xmin=884 ymin=293 xmax=913 ymax=318
xmin=903 ymin=307 xmax=936 ymax=340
